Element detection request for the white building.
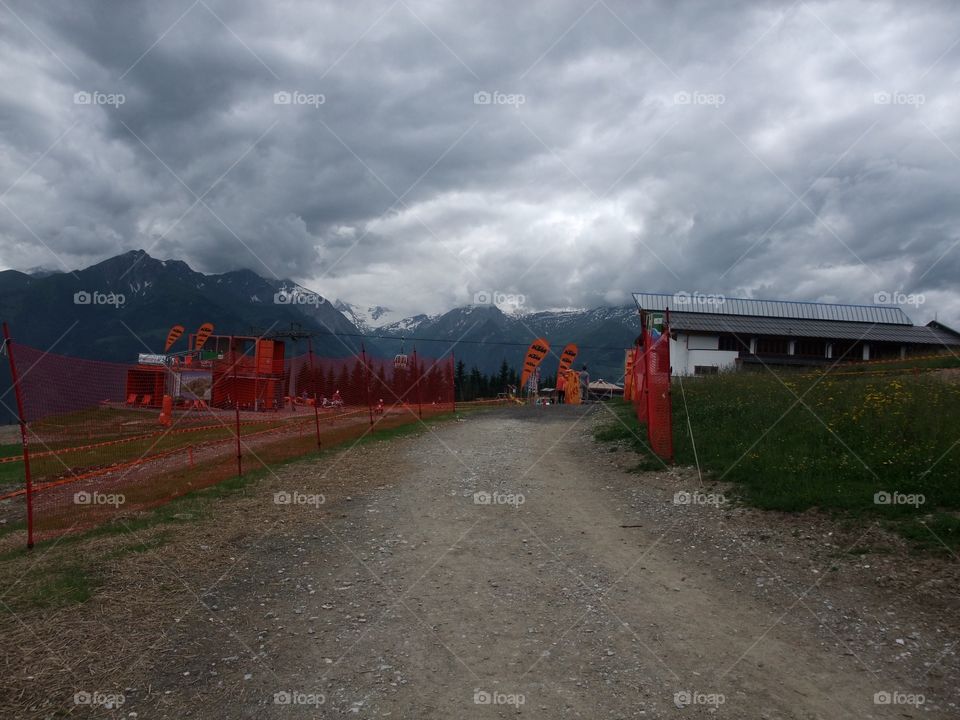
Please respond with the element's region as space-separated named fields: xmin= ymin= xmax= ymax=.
xmin=633 ymin=292 xmax=960 ymax=377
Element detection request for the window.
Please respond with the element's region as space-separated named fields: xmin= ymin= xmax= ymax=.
xmin=694 ymin=365 xmax=719 ymax=375
xmin=755 ymin=336 xmax=789 ymax=355
xmin=794 ymin=339 xmax=826 ymax=357
xmin=833 ymin=341 xmax=863 ymax=361
xmin=718 ymin=334 xmax=749 ymax=352
xmin=870 ymin=343 xmax=901 ymax=360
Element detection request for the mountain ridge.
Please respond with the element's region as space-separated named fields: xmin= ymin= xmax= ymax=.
xmin=0 ymin=251 xmax=639 ymax=379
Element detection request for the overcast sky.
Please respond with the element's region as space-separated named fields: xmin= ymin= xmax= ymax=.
xmin=1 ymin=0 xmax=958 ymax=324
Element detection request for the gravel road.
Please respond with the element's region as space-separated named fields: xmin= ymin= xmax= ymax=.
xmin=7 ymin=405 xmax=957 ymax=718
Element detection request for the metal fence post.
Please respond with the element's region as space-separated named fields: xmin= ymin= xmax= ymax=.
xmin=413 ymin=347 xmax=423 ymax=419
xmin=231 ymin=336 xmax=242 ymax=477
xmin=361 ymin=343 xmax=374 ymax=427
xmin=308 ymin=338 xmax=322 ymax=450
xmin=3 ymin=322 xmax=34 ymax=549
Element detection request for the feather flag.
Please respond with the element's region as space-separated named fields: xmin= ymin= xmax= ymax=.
xmin=194 ymin=322 xmax=215 ymax=351
xmin=164 ymin=324 xmax=185 ymax=353
xmin=519 ymin=337 xmax=550 ymax=390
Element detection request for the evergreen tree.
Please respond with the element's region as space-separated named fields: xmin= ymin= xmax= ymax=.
xmin=294 ymin=363 xmax=310 ymax=396
xmin=497 ymin=359 xmax=510 ymax=392
xmin=454 ymin=360 xmax=467 ymax=401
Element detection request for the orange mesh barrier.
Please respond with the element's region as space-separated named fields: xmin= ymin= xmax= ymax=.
xmin=0 ymin=329 xmax=454 ymax=547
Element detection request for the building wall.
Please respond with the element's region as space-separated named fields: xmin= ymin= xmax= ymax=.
xmin=671 ymin=333 xmax=739 ymax=376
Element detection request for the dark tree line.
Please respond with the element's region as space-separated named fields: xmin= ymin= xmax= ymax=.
xmin=454 ymin=359 xmax=558 ymax=401
xmin=290 ymin=358 xmax=454 ymax=405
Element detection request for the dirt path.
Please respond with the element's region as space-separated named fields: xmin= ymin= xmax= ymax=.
xmin=7 ymin=406 xmax=957 ymax=718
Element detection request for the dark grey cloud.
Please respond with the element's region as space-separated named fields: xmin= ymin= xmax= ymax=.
xmin=1 ymin=0 xmax=959 ymax=325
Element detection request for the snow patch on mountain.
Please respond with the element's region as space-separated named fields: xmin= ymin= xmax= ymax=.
xmin=333 ymin=300 xmax=429 ymax=333
xmin=377 ymin=314 xmax=439 ymax=335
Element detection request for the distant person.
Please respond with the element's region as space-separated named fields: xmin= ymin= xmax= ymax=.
xmin=556 ymin=372 xmax=566 ymax=404
xmin=580 ymin=364 xmax=590 ymax=404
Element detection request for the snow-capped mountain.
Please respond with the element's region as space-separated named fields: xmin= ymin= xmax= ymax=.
xmin=334 ymin=300 xmax=400 ymax=333
xmin=377 ymin=314 xmax=438 ymax=335
xmin=333 ymin=299 xmax=437 ymax=335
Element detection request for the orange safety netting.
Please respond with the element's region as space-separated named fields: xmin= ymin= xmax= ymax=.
xmin=629 ymin=313 xmax=673 ymax=462
xmin=0 ymin=333 xmax=454 ymax=546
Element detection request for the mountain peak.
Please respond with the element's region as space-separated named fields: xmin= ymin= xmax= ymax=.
xmin=334 ymin=300 xmax=405 ymax=333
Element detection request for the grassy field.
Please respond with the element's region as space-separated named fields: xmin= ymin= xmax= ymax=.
xmin=598 ymin=371 xmax=960 ymax=551
xmin=824 ymin=354 xmax=960 ymax=376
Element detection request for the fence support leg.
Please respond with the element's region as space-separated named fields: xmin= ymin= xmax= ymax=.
xmin=361 ymin=344 xmax=374 ymax=427
xmin=3 ymin=322 xmax=33 ymax=550
xmin=308 ymin=338 xmax=322 ymax=450
xmin=231 ymin=336 xmax=242 ymax=477
xmin=413 ymin=348 xmax=423 ymax=419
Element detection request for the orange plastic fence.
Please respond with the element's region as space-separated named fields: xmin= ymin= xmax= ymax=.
xmin=0 ymin=336 xmax=454 ymax=546
xmin=630 ymin=313 xmax=673 ymax=462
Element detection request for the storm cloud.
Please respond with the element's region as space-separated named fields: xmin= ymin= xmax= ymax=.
xmin=1 ymin=0 xmax=959 ymax=323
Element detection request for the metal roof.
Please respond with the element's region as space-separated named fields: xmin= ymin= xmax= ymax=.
xmin=632 ymin=292 xmax=912 ymax=325
xmin=668 ymin=312 xmax=960 ymax=345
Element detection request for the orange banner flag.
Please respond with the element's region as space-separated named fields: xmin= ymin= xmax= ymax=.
xmin=194 ymin=322 xmax=215 ymax=351
xmin=520 ymin=337 xmax=550 ymax=389
xmin=558 ymin=343 xmax=579 ymax=376
xmin=164 ymin=324 xmax=185 ymax=353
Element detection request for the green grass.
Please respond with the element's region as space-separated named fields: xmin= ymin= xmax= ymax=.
xmin=894 ymin=514 xmax=960 ymax=554
xmin=593 ymin=402 xmax=666 ymax=468
xmin=826 ymin=354 xmax=960 ymax=376
xmin=599 ymin=371 xmax=960 ymax=551
xmin=1 ymin=534 xmax=174 ymax=612
xmin=21 ymin=564 xmax=97 ymax=608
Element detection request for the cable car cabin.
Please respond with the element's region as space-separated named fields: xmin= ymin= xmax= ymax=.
xmin=394 ymin=353 xmax=409 ymax=370
xmin=209 ymin=336 xmax=286 ymax=411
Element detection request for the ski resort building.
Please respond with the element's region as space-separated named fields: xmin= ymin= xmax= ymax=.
xmin=632 ymin=292 xmax=960 ymax=376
